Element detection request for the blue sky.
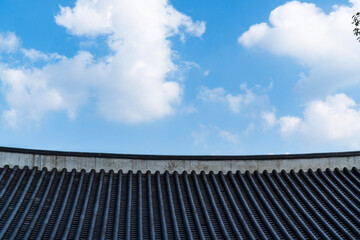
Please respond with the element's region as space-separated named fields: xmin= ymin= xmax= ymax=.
xmin=0 ymin=0 xmax=360 ymax=154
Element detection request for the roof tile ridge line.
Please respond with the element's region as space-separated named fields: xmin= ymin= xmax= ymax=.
xmin=2 ymin=146 xmax=360 ymax=160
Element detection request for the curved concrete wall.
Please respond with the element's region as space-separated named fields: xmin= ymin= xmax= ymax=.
xmin=1 ymin=147 xmax=360 ymax=173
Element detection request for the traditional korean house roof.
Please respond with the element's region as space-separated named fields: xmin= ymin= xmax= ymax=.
xmin=0 ymin=147 xmax=359 ymax=239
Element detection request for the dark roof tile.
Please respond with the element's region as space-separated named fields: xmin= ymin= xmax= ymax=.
xmin=0 ymin=166 xmax=360 ymax=239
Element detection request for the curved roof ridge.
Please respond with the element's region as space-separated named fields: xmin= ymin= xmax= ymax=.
xmin=1 ymin=146 xmax=360 ymax=160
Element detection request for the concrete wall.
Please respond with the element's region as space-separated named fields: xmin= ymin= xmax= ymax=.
xmin=1 ymin=150 xmax=359 ymax=173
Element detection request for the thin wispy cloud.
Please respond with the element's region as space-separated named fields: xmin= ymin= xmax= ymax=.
xmin=198 ymin=84 xmax=270 ymax=114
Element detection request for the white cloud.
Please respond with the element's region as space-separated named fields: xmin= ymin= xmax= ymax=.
xmin=261 ymin=111 xmax=277 ymax=128
xmin=278 ymin=94 xmax=360 ymax=148
xmin=0 ymin=0 xmax=205 ymax=126
xmin=2 ymin=109 xmax=18 ymax=129
xmin=181 ymin=104 xmax=198 ymax=113
xmin=239 ymin=0 xmax=360 ymax=99
xmin=239 ymin=23 xmax=269 ymax=47
xmin=0 ymin=67 xmax=66 ymax=127
xmin=55 ymin=0 xmax=205 ymax=39
xmin=21 ymin=49 xmax=62 ymax=62
xmin=279 ymin=116 xmax=301 ymax=136
xmin=21 ymin=49 xmax=48 ymax=61
xmin=226 ymin=85 xmax=256 ymax=113
xmin=55 ymin=2 xmax=113 ymax=36
xmin=0 ymin=53 xmax=93 ymax=127
xmin=218 ymin=129 xmax=240 ymax=144
xmin=191 ymin=125 xmax=243 ymax=152
xmin=241 ymin=123 xmax=255 ymax=136
xmin=192 ymin=124 xmax=209 ymax=146
xmin=198 ymin=87 xmax=226 ymax=102
xmin=0 ymin=32 xmax=20 ymax=53
xmin=198 ymin=84 xmax=269 ymax=113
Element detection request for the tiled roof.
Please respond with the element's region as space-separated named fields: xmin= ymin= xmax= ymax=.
xmin=0 ymin=165 xmax=360 ymax=239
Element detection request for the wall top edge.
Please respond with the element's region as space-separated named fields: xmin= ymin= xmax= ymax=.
xmin=1 ymin=146 xmax=360 ymax=161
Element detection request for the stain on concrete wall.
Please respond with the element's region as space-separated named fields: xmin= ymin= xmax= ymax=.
xmin=1 ymin=151 xmax=359 ymax=173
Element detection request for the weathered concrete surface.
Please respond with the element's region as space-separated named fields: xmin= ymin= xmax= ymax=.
xmin=0 ymin=151 xmax=359 ymax=173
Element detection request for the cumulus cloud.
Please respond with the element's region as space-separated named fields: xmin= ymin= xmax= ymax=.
xmin=198 ymin=84 xmax=269 ymax=113
xmin=261 ymin=111 xmax=277 ymax=128
xmin=0 ymin=0 xmax=205 ymax=127
xmin=55 ymin=0 xmax=205 ymax=39
xmin=276 ymin=94 xmax=360 ymax=148
xmin=55 ymin=2 xmax=113 ymax=36
xmin=0 ymin=32 xmax=20 ymax=53
xmin=0 ymin=52 xmax=94 ymax=126
xmin=239 ymin=0 xmax=360 ymax=99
